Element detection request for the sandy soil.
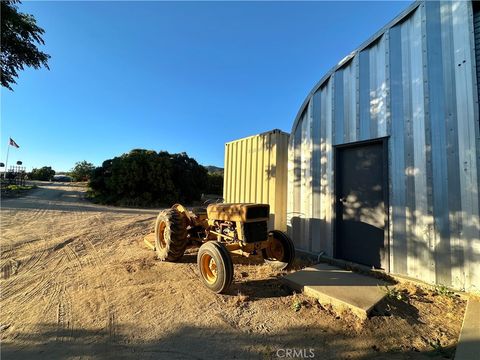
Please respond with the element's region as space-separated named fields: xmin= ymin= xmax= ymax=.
xmin=0 ymin=182 xmax=466 ymax=359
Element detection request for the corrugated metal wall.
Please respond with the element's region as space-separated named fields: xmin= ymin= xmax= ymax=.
xmin=474 ymin=1 xmax=480 ymax=114
xmin=287 ymin=0 xmax=480 ymax=292
xmin=224 ymin=129 xmax=289 ymax=231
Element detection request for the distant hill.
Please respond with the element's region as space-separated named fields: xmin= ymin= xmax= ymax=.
xmin=205 ymin=165 xmax=224 ymax=175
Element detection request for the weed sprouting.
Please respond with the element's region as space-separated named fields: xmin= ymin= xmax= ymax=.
xmin=434 ymin=284 xmax=455 ymax=298
xmin=381 ymin=286 xmax=407 ymax=302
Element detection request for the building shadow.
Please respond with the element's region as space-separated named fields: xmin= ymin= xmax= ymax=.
xmin=0 ymin=322 xmax=461 ymax=360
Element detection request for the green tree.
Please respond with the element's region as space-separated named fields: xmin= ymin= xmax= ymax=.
xmin=88 ymin=149 xmax=210 ymax=207
xmin=89 ymin=150 xmax=176 ymax=206
xmin=70 ymin=161 xmax=95 ymax=181
xmin=107 ymin=149 xmax=177 ymax=206
xmin=1 ymin=0 xmax=50 ymax=90
xmin=206 ymin=173 xmax=223 ymax=195
xmin=170 ymin=152 xmax=208 ymax=203
xmin=29 ymin=166 xmax=55 ymax=181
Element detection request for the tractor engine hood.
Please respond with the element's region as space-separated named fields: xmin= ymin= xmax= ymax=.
xmin=206 ymin=203 xmax=270 ymax=223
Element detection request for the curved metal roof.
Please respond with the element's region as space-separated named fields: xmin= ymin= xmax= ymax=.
xmin=290 ymin=0 xmax=420 ymax=134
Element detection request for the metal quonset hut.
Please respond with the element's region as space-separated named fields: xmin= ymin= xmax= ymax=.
xmin=287 ymin=0 xmax=480 ymax=292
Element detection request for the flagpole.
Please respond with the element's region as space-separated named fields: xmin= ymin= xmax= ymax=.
xmin=5 ymin=137 xmax=10 ymax=177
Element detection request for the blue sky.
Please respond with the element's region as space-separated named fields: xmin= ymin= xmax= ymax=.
xmin=1 ymin=1 xmax=409 ymax=172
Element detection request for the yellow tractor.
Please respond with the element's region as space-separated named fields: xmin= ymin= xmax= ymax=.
xmin=145 ymin=203 xmax=295 ymax=293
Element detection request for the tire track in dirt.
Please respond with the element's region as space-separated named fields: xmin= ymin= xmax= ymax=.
xmin=61 ymin=208 xmax=118 ymax=343
xmin=1 ymin=252 xmax=64 ymax=333
xmin=10 ymin=255 xmax=65 ymax=308
xmin=0 ymin=206 xmax=56 ymax=299
xmin=1 ymin=185 xmax=92 ymax=348
xmin=3 ymin=205 xmax=45 ymax=225
xmin=6 ymin=275 xmax=63 ymax=350
xmin=56 ymin=283 xmax=74 ymax=344
xmin=43 ymin=204 xmax=99 ymax=345
xmin=12 ymin=244 xmax=77 ymax=346
xmin=1 ymin=254 xmax=51 ymax=301
xmin=43 ymin=235 xmax=83 ymax=347
xmin=83 ymin=236 xmax=117 ymax=343
xmin=10 ymin=236 xmax=80 ymax=347
xmin=3 ymin=184 xmax=163 ymax=350
xmin=43 ymin=278 xmax=62 ymax=315
xmin=2 ymin=192 xmax=84 ymax=347
xmin=9 ymin=278 xmax=66 ymax=351
xmin=0 ymin=207 xmax=48 ymax=263
xmin=64 ymin=243 xmax=84 ymax=270
xmin=81 ymin=212 xmax=158 ymax=343
xmin=1 ymin=259 xmax=19 ymax=280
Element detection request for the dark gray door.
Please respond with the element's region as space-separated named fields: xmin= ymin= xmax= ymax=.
xmin=335 ymin=141 xmax=386 ymax=269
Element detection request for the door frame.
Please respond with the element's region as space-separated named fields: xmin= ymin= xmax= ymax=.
xmin=333 ymin=136 xmax=390 ymax=272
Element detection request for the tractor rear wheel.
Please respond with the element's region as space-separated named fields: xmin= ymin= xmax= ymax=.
xmin=197 ymin=242 xmax=233 ymax=293
xmin=262 ymin=230 xmax=295 ymax=270
xmin=155 ymin=209 xmax=188 ymax=261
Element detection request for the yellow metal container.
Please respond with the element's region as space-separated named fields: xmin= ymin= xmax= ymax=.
xmin=223 ymin=129 xmax=289 ymax=231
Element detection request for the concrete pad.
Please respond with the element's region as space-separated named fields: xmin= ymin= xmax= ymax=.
xmin=455 ymin=298 xmax=480 ymax=360
xmin=283 ymin=263 xmax=389 ymax=318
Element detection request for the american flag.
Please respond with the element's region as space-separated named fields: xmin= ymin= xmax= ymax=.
xmin=9 ymin=138 xmax=19 ymax=148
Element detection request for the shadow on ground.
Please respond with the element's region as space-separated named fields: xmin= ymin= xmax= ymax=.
xmin=1 ymin=183 xmax=161 ymax=215
xmin=1 ymin=322 xmax=459 ymax=360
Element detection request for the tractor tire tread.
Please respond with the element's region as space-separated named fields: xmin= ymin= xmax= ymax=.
xmin=155 ymin=209 xmax=188 ymax=262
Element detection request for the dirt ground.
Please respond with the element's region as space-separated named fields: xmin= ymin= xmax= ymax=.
xmin=0 ymin=182 xmax=466 ymax=359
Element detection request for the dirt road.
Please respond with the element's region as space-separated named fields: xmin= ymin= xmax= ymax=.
xmin=1 ymin=183 xmax=465 ymax=359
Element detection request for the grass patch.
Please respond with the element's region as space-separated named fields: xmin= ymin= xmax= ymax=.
xmin=5 ymin=184 xmax=35 ymax=191
xmin=434 ymin=284 xmax=455 ymax=298
xmin=1 ymin=184 xmax=37 ymax=197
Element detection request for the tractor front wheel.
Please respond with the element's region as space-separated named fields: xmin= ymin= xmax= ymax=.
xmin=197 ymin=242 xmax=233 ymax=294
xmin=155 ymin=209 xmax=188 ymax=261
xmin=262 ymin=230 xmax=295 ymax=270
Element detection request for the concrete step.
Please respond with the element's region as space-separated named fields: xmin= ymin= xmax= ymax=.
xmin=283 ymin=263 xmax=390 ymax=319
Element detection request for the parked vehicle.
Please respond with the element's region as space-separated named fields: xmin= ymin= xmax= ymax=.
xmin=146 ymin=203 xmax=295 ymax=293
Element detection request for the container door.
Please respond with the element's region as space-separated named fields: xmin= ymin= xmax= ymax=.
xmin=335 ymin=141 xmax=387 ymax=269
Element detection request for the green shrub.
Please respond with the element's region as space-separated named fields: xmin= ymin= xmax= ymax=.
xmin=88 ymin=149 xmax=210 ymax=207
xmin=29 ymin=166 xmax=55 ymax=181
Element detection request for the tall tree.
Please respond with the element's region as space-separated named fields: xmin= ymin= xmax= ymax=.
xmin=1 ymin=0 xmax=50 ymax=90
xmin=70 ymin=161 xmax=95 ymax=182
xmin=29 ymin=166 xmax=55 ymax=181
